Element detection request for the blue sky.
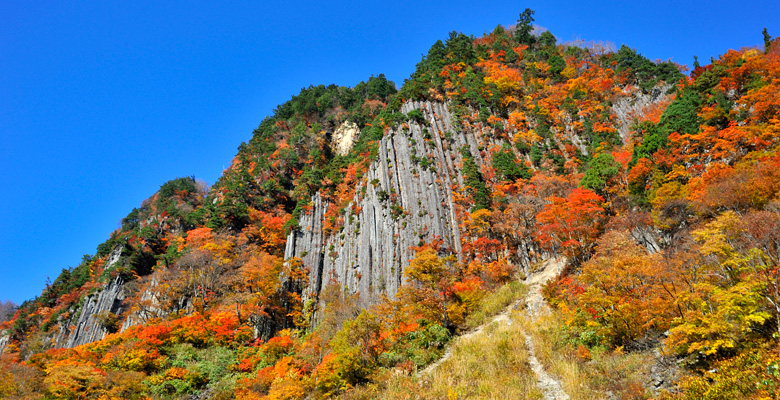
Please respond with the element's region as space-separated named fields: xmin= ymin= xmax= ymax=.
xmin=2 ymin=0 xmax=778 ymax=304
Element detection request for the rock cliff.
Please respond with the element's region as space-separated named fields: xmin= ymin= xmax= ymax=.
xmin=285 ymin=101 xmax=491 ymax=311
xmin=0 ymin=333 xmax=8 ymax=354
xmin=48 ymin=248 xmax=128 ymax=349
xmin=54 ymin=276 xmax=126 ymax=348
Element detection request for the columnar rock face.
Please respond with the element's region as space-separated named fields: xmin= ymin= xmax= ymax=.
xmin=285 ymin=101 xmax=490 ymax=309
xmin=55 ymin=276 xmax=126 ymax=348
xmin=0 ymin=333 xmax=9 ymax=354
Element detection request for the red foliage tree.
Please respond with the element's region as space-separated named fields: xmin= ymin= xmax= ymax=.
xmin=536 ymin=188 xmax=605 ymax=265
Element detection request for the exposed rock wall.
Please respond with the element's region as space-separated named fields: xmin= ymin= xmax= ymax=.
xmin=286 ymin=101 xmax=486 ymax=309
xmin=50 ymin=100 xmax=473 ymax=345
xmin=0 ymin=333 xmax=9 ymax=354
xmin=49 ymin=246 xmax=127 ymax=348
xmin=332 ymin=121 xmax=360 ymax=156
xmin=612 ymin=85 xmax=672 ymax=141
xmin=631 ymin=227 xmax=662 ymax=254
xmin=55 ymin=276 xmax=126 ymax=348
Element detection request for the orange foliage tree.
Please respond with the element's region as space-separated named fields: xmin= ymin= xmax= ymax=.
xmin=536 ymin=187 xmax=605 ymax=265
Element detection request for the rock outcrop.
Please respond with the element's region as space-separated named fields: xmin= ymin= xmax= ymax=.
xmin=55 ymin=276 xmax=126 ymax=348
xmin=332 ymin=120 xmax=360 ymax=156
xmin=48 ymin=248 xmax=128 ymax=348
xmin=285 ymin=101 xmax=492 ymax=311
xmin=612 ymin=85 xmax=672 ymax=141
xmin=0 ymin=333 xmax=9 ymax=354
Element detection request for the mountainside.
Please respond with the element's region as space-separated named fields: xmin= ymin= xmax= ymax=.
xmin=2 ymin=11 xmax=780 ymax=399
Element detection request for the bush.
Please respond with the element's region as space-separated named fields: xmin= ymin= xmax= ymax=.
xmin=406 ymin=109 xmax=426 ymax=125
xmin=492 ymin=145 xmax=531 ymax=182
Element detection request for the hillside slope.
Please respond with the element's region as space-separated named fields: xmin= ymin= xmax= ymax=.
xmin=2 ymin=10 xmax=780 ymax=400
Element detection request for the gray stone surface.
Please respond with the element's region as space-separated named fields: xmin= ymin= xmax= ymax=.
xmin=0 ymin=333 xmax=9 ymax=354
xmin=285 ymin=101 xmax=481 ymax=312
xmin=612 ymin=85 xmax=672 ymax=141
xmin=631 ymin=226 xmax=662 ymax=254
xmin=53 ymin=247 xmax=127 ymax=348
xmin=55 ymin=276 xmax=126 ymax=348
xmin=119 ymin=276 xmax=182 ymax=332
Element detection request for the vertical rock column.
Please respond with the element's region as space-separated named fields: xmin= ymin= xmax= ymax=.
xmin=285 ymin=100 xmax=485 ymax=310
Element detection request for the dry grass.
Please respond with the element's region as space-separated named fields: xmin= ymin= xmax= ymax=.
xmin=342 ymin=309 xmax=543 ymax=399
xmin=463 ymin=281 xmax=527 ymax=330
xmin=340 ymin=275 xmax=662 ymax=400
xmin=518 ymin=312 xmax=655 ymax=400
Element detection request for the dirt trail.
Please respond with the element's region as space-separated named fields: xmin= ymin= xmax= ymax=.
xmin=522 ymin=258 xmax=569 ymax=400
xmin=420 ymin=258 xmax=570 ymax=400
xmin=524 ymin=258 xmax=564 ymax=319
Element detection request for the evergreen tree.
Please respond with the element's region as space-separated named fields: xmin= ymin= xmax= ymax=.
xmin=514 ymin=8 xmax=536 ymax=46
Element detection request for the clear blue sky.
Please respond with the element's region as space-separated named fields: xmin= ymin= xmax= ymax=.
xmin=2 ymin=0 xmax=778 ymax=304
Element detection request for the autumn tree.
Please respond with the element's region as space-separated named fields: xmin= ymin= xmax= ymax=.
xmin=490 ymin=187 xmax=545 ymax=266
xmin=571 ymin=231 xmax=673 ymax=345
xmin=667 ymin=212 xmax=773 ymax=359
xmin=400 ymin=249 xmax=458 ymax=327
xmin=492 ymin=144 xmax=531 ymax=182
xmin=536 ymin=188 xmax=605 ymax=265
